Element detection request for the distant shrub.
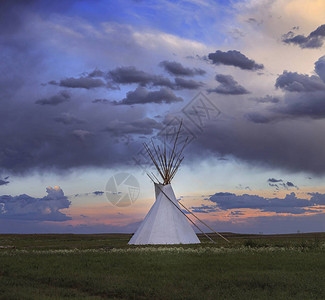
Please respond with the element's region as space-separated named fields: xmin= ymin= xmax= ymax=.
xmin=244 ymin=239 xmax=258 ymax=248
xmin=243 ymin=239 xmax=269 ymax=248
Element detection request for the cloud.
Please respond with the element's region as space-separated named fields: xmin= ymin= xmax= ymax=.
xmin=93 ymin=191 xmax=104 ymax=196
xmin=248 ymin=92 xmax=325 ymax=123
xmin=191 ymin=204 xmax=219 ymax=214
xmin=54 ymin=113 xmax=84 ymax=125
xmin=308 ymin=192 xmax=325 ymax=205
xmin=206 ymin=191 xmax=322 ymax=214
xmin=207 ymin=50 xmax=264 ymax=70
xmin=72 ymin=129 xmax=92 ymax=140
xmin=116 ymin=87 xmax=183 ymax=105
xmin=108 ymin=66 xmax=169 ymax=87
xmin=88 ymin=69 xmax=105 ymax=78
xmin=92 ymin=99 xmax=110 ymax=104
xmin=253 ymin=95 xmax=280 ymax=103
xmin=245 ymin=112 xmax=271 ymax=124
xmin=0 ymin=86 xmax=154 ymax=174
xmin=276 ymin=92 xmax=325 ymax=119
xmin=50 ymin=77 xmax=106 ymax=89
xmin=189 ymin=114 xmax=325 ymax=174
xmin=314 ymin=56 xmax=325 ymax=82
xmin=174 ymin=77 xmax=203 ymax=89
xmin=275 ymin=71 xmax=325 ymax=92
xmin=286 ymin=181 xmax=294 ymax=187
xmin=208 ymin=74 xmax=249 ymax=95
xmin=230 ymin=210 xmax=244 ymax=216
xmin=282 ymin=24 xmax=325 ymax=49
xmin=0 ymin=186 xmax=71 ymax=221
xmin=108 ymin=66 xmax=202 ymax=90
xmin=267 ymin=178 xmax=298 ymax=191
xmin=248 ymin=57 xmax=325 ymax=124
xmin=0 ymin=177 xmax=9 ymax=186
xmin=104 ymin=117 xmax=162 ymax=135
xmin=3 ymin=0 xmax=325 ymax=180
xmin=35 ymin=91 xmax=70 ymax=106
xmin=268 ymin=178 xmax=283 ymax=183
xmin=159 ymin=60 xmax=206 ymax=76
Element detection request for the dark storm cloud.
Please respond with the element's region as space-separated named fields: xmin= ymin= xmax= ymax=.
xmin=314 ymin=56 xmax=325 ymax=82
xmin=0 ymin=1 xmax=53 ymax=101
xmin=151 ymin=77 xmax=175 ymax=89
xmin=0 ymin=0 xmax=35 ymax=35
xmin=3 ymin=0 xmax=325 ymax=180
xmin=35 ymin=91 xmax=70 ymax=105
xmin=116 ymin=87 xmax=183 ymax=105
xmin=0 ymin=1 xmax=133 ymax=174
xmin=0 ymin=18 xmax=164 ymax=173
xmin=52 ymin=66 xmax=203 ymax=93
xmin=208 ymin=74 xmax=249 ymax=95
xmin=0 ymin=89 xmax=153 ymax=174
xmin=275 ymin=71 xmax=325 ymax=92
xmin=248 ymin=56 xmax=325 ymax=124
xmin=282 ymin=24 xmax=325 ymax=49
xmin=51 ymin=77 xmax=106 ymax=89
xmin=188 ymin=114 xmax=325 ymax=174
xmin=174 ymin=78 xmax=203 ymax=89
xmin=108 ymin=66 xmax=202 ymax=90
xmin=0 ymin=186 xmax=71 ymax=221
xmin=208 ymin=50 xmax=264 ymax=70
xmin=276 ymin=92 xmax=325 ymax=119
xmin=245 ymin=112 xmax=271 ymax=124
xmin=206 ymin=191 xmax=323 ymax=214
xmin=109 ymin=66 xmax=170 ymax=87
xmin=104 ymin=117 xmax=162 ymax=135
xmin=159 ymin=61 xmax=206 ymax=76
xmin=247 ymin=91 xmax=325 ymax=123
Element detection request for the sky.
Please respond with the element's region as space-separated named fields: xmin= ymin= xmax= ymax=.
xmin=1 ymin=0 xmax=325 ymax=234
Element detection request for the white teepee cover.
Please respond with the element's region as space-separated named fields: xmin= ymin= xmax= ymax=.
xmin=129 ymin=183 xmax=200 ymax=245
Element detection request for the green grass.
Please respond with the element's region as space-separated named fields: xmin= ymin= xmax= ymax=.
xmin=0 ymin=233 xmax=325 ymax=299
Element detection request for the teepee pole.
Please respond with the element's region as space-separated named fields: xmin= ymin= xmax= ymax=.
xmin=151 ymin=172 xmax=161 ymax=184
xmin=178 ymin=201 xmax=230 ymax=243
xmin=157 ymin=145 xmax=168 ymax=182
xmin=144 ymin=143 xmax=165 ymax=180
xmin=150 ymin=141 xmax=165 ymax=176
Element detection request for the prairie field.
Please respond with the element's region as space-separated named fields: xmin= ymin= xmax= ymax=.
xmin=0 ymin=232 xmax=325 ymax=299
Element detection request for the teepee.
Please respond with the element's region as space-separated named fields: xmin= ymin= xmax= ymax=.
xmin=129 ymin=122 xmax=200 ymax=245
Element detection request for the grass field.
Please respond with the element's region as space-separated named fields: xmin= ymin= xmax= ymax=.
xmin=0 ymin=232 xmax=325 ymax=299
